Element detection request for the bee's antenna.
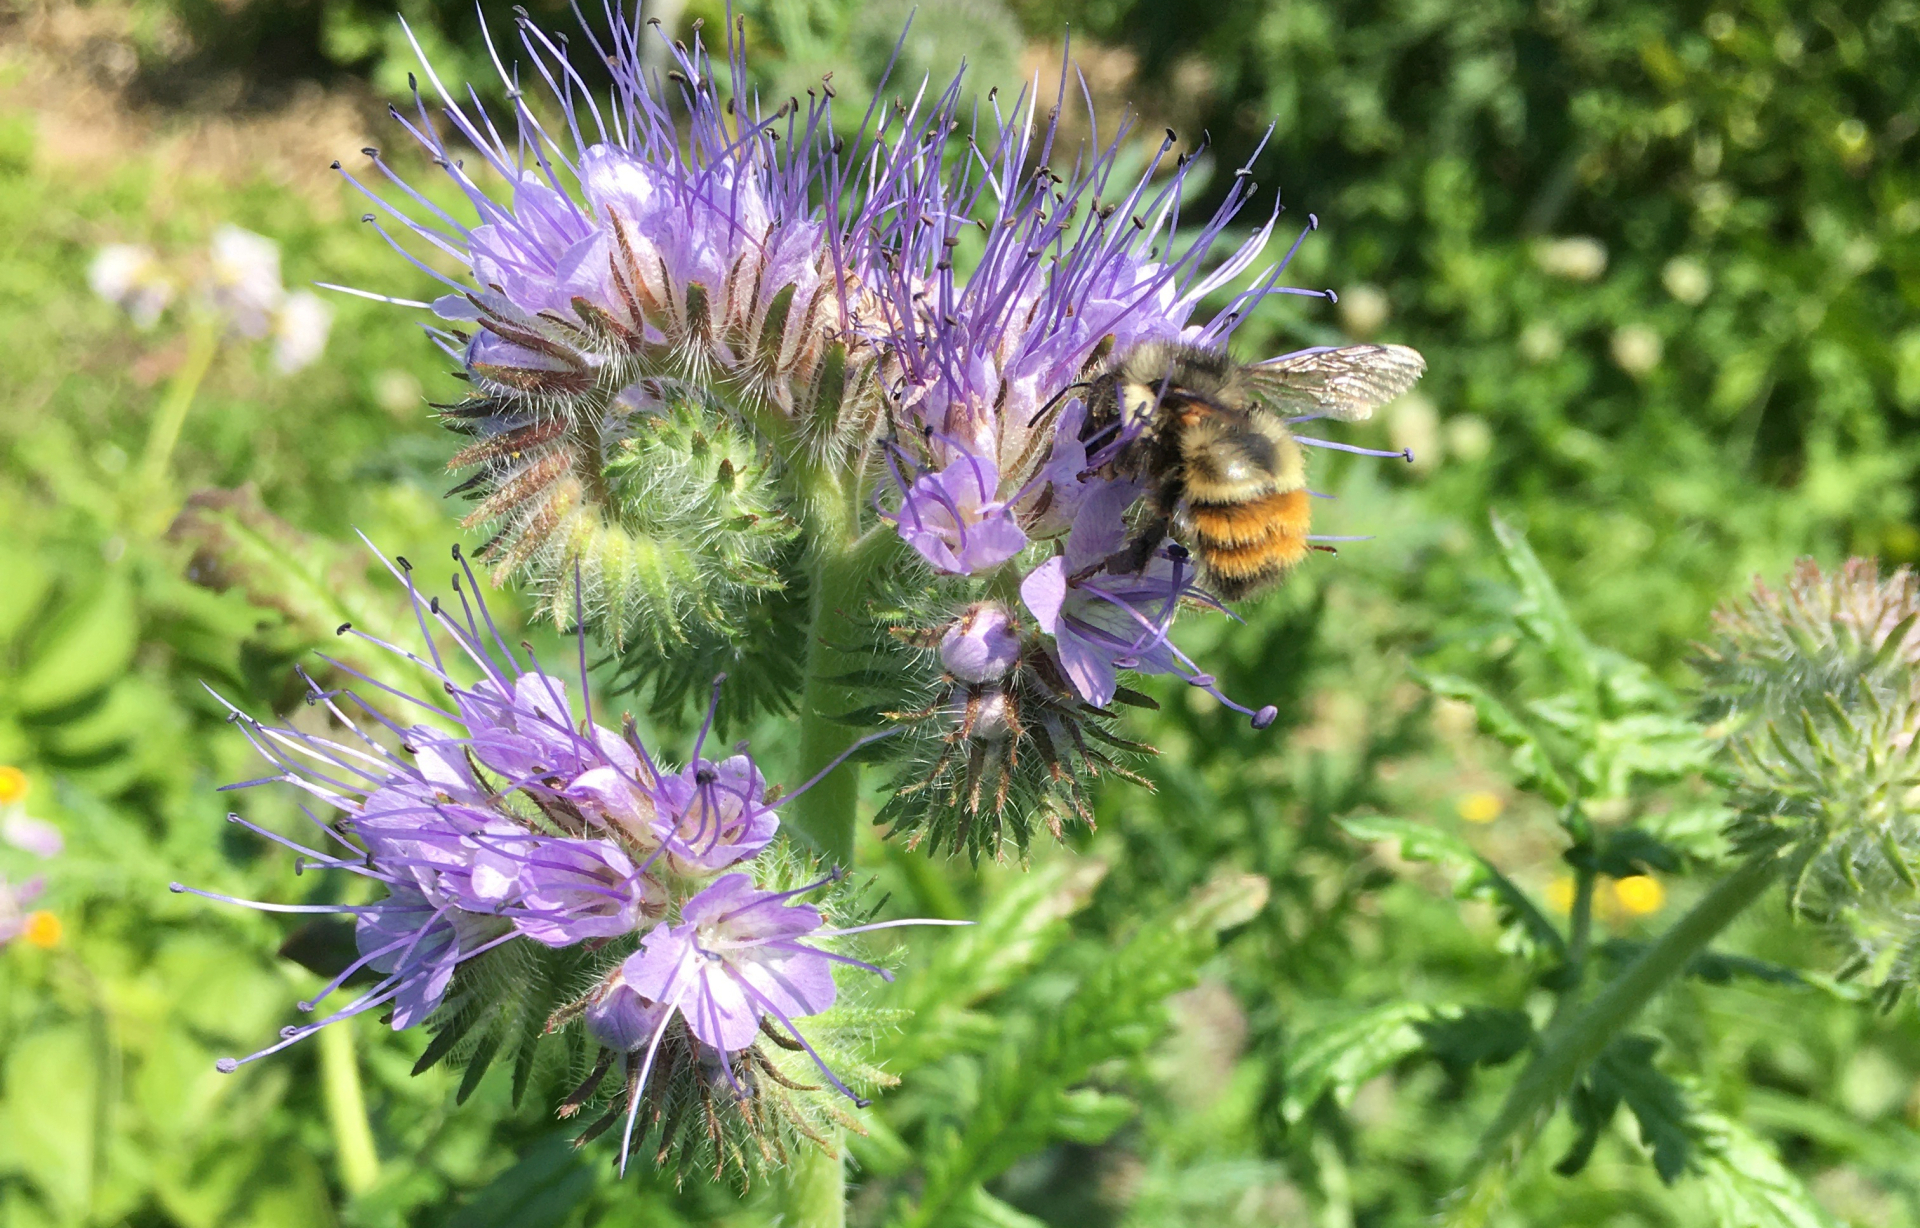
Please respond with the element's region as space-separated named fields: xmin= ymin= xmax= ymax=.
xmin=1027 ymin=380 xmax=1091 ymax=427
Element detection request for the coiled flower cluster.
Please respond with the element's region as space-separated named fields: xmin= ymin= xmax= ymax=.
xmin=340 ymin=6 xmax=1407 ymax=857
xmin=176 ymin=548 xmax=954 ymax=1175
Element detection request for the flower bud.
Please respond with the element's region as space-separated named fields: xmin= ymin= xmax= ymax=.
xmin=940 ymin=603 xmax=1022 ymax=683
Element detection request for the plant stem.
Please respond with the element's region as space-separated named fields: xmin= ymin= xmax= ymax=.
xmin=133 ymin=316 xmax=218 ymax=530
xmin=777 ymin=1139 xmax=846 ymax=1228
xmin=1460 ymin=849 xmax=1780 ymax=1185
xmin=777 ymin=471 xmax=878 ymax=1228
xmin=783 ymin=483 xmax=897 ymax=864
xmin=319 ymin=1020 xmax=381 ymax=1196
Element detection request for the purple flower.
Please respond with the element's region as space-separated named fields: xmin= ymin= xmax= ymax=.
xmin=511 ymin=837 xmax=656 ymax=947
xmin=598 ymin=872 xmax=967 ymax=1167
xmin=885 ymin=453 xmax=1029 ymax=576
xmin=627 ymin=873 xmax=841 ymax=1053
xmin=583 ymin=960 xmax=670 ymax=1052
xmin=650 ymin=756 xmax=778 ymax=874
xmin=175 ymin=545 xmax=682 ymax=1071
xmin=940 ymin=603 xmax=1023 ymax=684
xmin=1022 ymin=483 xmax=1277 ymax=728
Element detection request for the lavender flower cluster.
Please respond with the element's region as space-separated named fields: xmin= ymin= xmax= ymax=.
xmin=177 ymin=549 xmax=954 ymax=1170
xmin=336 ymin=8 xmax=1405 ymax=853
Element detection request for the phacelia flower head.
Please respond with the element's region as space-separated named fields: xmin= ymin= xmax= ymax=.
xmin=338 ymin=4 xmax=1412 ymax=863
xmin=177 ymin=540 xmax=957 ymax=1179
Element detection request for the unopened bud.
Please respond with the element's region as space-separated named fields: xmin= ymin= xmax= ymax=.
xmin=940 ymin=603 xmax=1021 ymax=683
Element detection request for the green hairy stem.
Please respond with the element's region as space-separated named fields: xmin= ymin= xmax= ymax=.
xmin=1460 ymin=850 xmax=1782 ymax=1190
xmin=776 ymin=1140 xmax=847 ymax=1228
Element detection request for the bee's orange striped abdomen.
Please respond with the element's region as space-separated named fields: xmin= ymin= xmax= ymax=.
xmin=1185 ymin=488 xmax=1312 ymax=598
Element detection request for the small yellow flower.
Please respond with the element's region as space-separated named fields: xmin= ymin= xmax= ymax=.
xmin=1456 ymin=792 xmax=1505 ymax=824
xmin=1545 ymin=876 xmax=1576 ymax=914
xmin=0 ymin=766 xmax=27 ymax=806
xmin=22 ymin=910 xmax=61 ymax=949
xmin=1613 ymin=876 xmax=1666 ymax=917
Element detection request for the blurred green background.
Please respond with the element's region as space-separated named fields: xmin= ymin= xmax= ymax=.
xmin=4 ymin=0 xmax=1919 ymax=1224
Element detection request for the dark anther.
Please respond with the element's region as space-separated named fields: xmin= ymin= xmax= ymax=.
xmin=396 ymin=555 xmax=411 ymax=571
xmin=362 ymin=146 xmax=379 ymax=158
xmin=1164 ymin=127 xmax=1178 ymax=144
xmin=329 ymin=160 xmax=341 ymax=170
xmin=1167 ymin=542 xmax=1190 ymax=560
xmin=361 ymin=213 xmax=375 ymax=224
xmin=429 ymin=596 xmax=441 ymax=614
xmin=336 ymin=622 xmax=352 ymax=635
xmin=451 ymin=543 xmax=463 ymax=559
xmin=695 ymin=767 xmax=718 ymax=786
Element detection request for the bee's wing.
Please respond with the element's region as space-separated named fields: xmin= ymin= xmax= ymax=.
xmin=1244 ymin=344 xmax=1427 ymax=422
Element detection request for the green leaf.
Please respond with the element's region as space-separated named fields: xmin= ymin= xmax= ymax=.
xmin=1338 ymin=814 xmax=1478 ymax=869
xmin=1490 ymin=511 xmax=1598 ymax=697
xmin=1413 ymin=1007 xmax=1533 ymax=1077
xmin=1049 ymin=1088 xmax=1138 ymax=1144
xmin=1338 ymin=815 xmax=1565 ymax=959
xmin=890 ymin=858 xmax=1108 ymax=1069
xmin=441 ymin=1135 xmax=595 ymax=1228
xmin=1555 ymin=1035 xmax=1694 ymax=1184
xmin=13 ymin=573 xmax=138 ymax=714
xmin=900 ymin=871 xmax=1265 ymax=1228
xmin=1694 ymin=1111 xmax=1840 ymax=1228
xmin=952 ymin=1186 xmax=1049 ymax=1228
xmin=0 ymin=542 xmax=51 ymax=646
xmin=1588 ymin=828 xmax=1684 ymax=878
xmin=1282 ymin=1002 xmax=1437 ymax=1125
xmin=1417 ymin=671 xmax=1574 ymax=804
xmin=1596 ymin=939 xmax=1807 ymax=988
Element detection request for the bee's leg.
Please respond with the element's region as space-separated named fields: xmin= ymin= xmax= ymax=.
xmin=1103 ymin=509 xmax=1171 ymax=576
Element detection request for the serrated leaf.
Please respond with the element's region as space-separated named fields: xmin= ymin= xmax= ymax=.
xmin=1338 ymin=814 xmax=1478 ymax=869
xmin=1282 ymin=1002 xmax=1437 ymax=1125
xmin=1491 ymin=511 xmax=1599 ymax=697
xmin=1589 ymin=829 xmax=1683 ymax=878
xmin=1555 ymin=1035 xmax=1694 ymax=1183
xmin=14 ymin=573 xmax=138 ymax=714
xmin=1339 ymin=816 xmax=1565 ymax=959
xmin=1694 ymin=1111 xmax=1840 ymax=1228
xmin=1414 ymin=1007 xmax=1533 ymax=1077
xmin=1597 ymin=939 xmax=1806 ymax=988
xmin=1418 ymin=671 xmax=1574 ymax=804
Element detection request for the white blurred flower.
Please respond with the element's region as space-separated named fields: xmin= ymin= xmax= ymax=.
xmin=1338 ymin=283 xmax=1391 ymax=339
xmin=1534 ymin=236 xmax=1609 ymax=281
xmin=1389 ymin=393 xmax=1440 ymax=473
xmin=2 ymin=814 xmax=62 ymax=859
xmin=1445 ymin=414 xmax=1493 ymax=463
xmin=1662 ymin=256 xmax=1712 ymax=305
xmin=1612 ymin=324 xmax=1664 ymax=376
xmin=89 ymin=244 xmax=175 ymax=329
xmin=1519 ymin=322 xmax=1564 ymax=363
xmin=205 ymin=225 xmax=285 ymax=338
xmin=272 ymin=291 xmax=333 ymax=373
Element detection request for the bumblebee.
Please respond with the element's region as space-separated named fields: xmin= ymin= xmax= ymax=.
xmin=1081 ymin=339 xmax=1427 ymax=599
